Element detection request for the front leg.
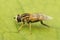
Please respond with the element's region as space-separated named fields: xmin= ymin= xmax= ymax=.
xmin=40 ymin=20 xmax=49 ymax=27
xmin=18 ymin=22 xmax=24 ymax=32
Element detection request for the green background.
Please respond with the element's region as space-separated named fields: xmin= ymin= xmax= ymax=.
xmin=0 ymin=0 xmax=60 ymax=40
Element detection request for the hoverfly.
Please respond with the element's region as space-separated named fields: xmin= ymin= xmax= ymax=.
xmin=14 ymin=13 xmax=53 ymax=32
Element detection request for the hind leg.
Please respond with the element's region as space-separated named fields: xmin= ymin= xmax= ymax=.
xmin=40 ymin=20 xmax=49 ymax=27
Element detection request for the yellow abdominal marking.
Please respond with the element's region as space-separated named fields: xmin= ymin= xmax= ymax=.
xmin=39 ymin=15 xmax=44 ymax=20
xmin=29 ymin=16 xmax=38 ymax=21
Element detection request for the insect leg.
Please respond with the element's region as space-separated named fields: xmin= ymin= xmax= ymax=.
xmin=40 ymin=20 xmax=49 ymax=27
xmin=18 ymin=22 xmax=24 ymax=32
xmin=28 ymin=22 xmax=32 ymax=34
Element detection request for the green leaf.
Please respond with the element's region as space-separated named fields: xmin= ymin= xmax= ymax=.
xmin=0 ymin=0 xmax=60 ymax=40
